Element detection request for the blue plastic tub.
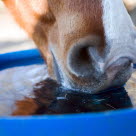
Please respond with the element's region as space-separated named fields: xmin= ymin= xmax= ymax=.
xmin=0 ymin=49 xmax=136 ymax=136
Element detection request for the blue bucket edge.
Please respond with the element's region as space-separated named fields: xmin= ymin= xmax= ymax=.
xmin=0 ymin=49 xmax=136 ymax=136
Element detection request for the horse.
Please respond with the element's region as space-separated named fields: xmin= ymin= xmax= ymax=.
xmin=1 ymin=0 xmax=136 ymax=115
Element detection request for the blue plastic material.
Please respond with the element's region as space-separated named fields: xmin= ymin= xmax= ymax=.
xmin=0 ymin=49 xmax=136 ymax=136
xmin=0 ymin=49 xmax=44 ymax=70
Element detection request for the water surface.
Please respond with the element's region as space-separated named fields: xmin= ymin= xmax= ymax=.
xmin=0 ymin=64 xmax=136 ymax=115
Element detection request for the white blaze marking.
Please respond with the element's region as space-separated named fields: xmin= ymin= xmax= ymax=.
xmin=102 ymin=0 xmax=136 ymax=64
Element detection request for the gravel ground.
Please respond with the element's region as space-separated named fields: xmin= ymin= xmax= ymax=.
xmin=126 ymin=70 xmax=136 ymax=107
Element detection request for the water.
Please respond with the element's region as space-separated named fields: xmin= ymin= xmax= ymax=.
xmin=0 ymin=64 xmax=136 ymax=115
xmin=33 ymin=79 xmax=132 ymax=114
xmin=0 ymin=64 xmax=48 ymax=116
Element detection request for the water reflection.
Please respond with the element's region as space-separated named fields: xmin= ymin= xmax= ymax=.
xmin=33 ymin=79 xmax=133 ymax=115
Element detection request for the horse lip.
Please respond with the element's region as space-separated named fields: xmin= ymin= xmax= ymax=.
xmin=105 ymin=57 xmax=132 ymax=71
xmin=104 ymin=57 xmax=132 ymax=86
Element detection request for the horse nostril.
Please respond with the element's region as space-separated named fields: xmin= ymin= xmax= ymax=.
xmin=67 ymin=45 xmax=94 ymax=77
xmin=78 ymin=47 xmax=90 ymax=63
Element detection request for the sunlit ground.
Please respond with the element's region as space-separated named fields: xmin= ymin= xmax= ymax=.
xmin=0 ymin=2 xmax=36 ymax=54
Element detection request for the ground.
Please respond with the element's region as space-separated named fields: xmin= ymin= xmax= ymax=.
xmin=0 ymin=2 xmax=35 ymax=54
